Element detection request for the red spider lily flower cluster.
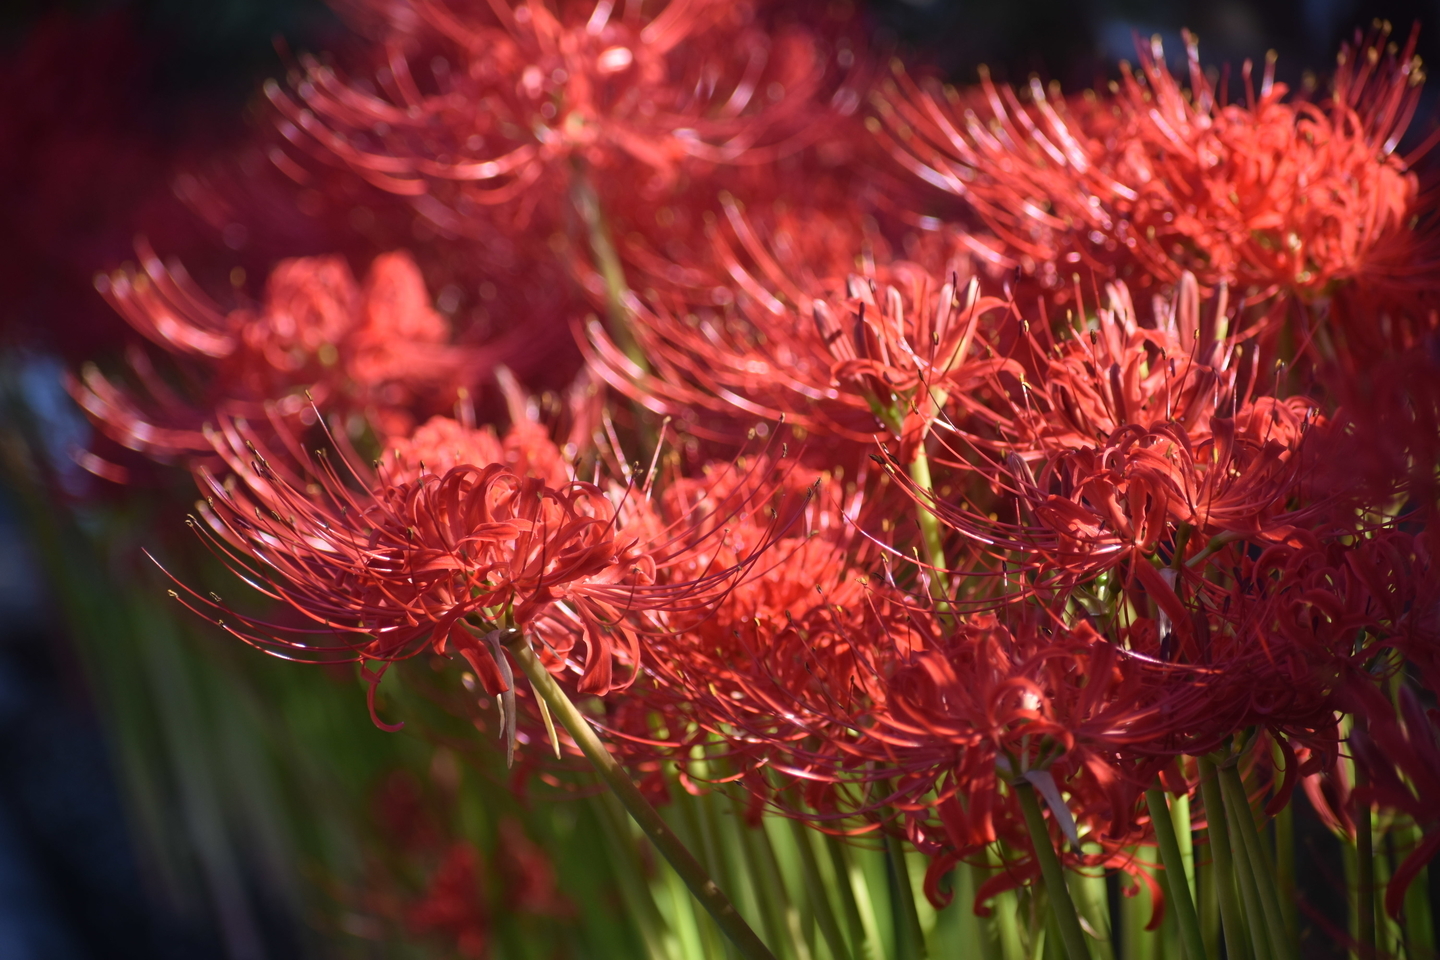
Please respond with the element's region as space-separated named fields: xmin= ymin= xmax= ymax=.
xmin=72 ymin=246 xmax=480 ymax=463
xmin=171 ymin=409 xmax=797 ymax=736
xmin=267 ymin=0 xmax=865 ymax=225
xmin=73 ymin=0 xmax=1440 ymax=936
xmin=588 ymin=199 xmax=1011 ymax=456
xmin=876 ymin=25 xmax=1434 ymax=311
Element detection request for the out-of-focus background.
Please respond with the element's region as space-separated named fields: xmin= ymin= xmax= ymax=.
xmin=0 ymin=0 xmax=1435 ymax=956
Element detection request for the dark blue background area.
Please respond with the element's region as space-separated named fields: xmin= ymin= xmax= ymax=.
xmin=0 ymin=495 xmax=212 ymax=959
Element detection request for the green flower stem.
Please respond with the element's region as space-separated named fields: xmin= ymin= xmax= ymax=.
xmin=1145 ymin=787 xmax=1207 ymax=960
xmin=1354 ymin=763 xmax=1376 ymax=960
xmin=1171 ymin=789 xmax=1196 ymax=902
xmin=1014 ymin=780 xmax=1091 ymax=960
xmin=570 ymin=162 xmax=645 ymax=369
xmin=1198 ymin=755 xmax=1249 ymax=960
xmin=735 ymin=803 xmax=796 ymax=960
xmin=787 ymin=817 xmax=853 ymax=960
xmin=983 ymin=853 xmax=1026 ymax=960
xmin=954 ymin=863 xmax=1000 ymax=960
xmin=501 ymin=632 xmax=777 ymax=960
xmin=1399 ymin=822 xmax=1435 ymax=958
xmin=907 ymin=447 xmax=951 ymax=605
xmin=588 ymin=793 xmax=672 ymax=960
xmin=1119 ymin=851 xmax=1154 ymax=960
xmin=884 ymin=829 xmax=928 ymax=958
xmin=687 ymin=791 xmax=740 ymax=959
xmin=1219 ymin=765 xmax=1289 ymax=960
xmin=1221 ymin=765 xmax=1290 ymax=960
xmin=1198 ymin=841 xmax=1221 ymax=959
xmin=822 ymin=834 xmax=869 ymax=959
xmin=1073 ymin=849 xmax=1115 ymax=960
xmin=1273 ymin=796 xmax=1296 ymax=946
xmin=1217 ymin=770 xmax=1271 ymax=960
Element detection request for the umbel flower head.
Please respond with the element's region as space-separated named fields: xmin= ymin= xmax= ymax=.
xmin=895 ymin=277 xmax=1325 ymax=594
xmin=877 ymin=25 xmax=1432 ymax=306
xmin=588 ymin=203 xmax=1010 ymax=456
xmin=170 ymin=406 xmax=793 ymax=732
xmin=268 ymin=0 xmax=865 ymax=231
xmin=595 ymin=455 xmax=931 ymax=793
xmin=72 ymin=246 xmax=479 ymax=462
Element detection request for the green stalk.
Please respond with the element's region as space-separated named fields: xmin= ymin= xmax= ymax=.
xmin=1376 ymin=832 xmax=1402 ymax=960
xmin=682 ymin=782 xmax=743 ymax=955
xmin=1119 ymin=852 xmax=1155 ymax=960
xmin=502 ymin=633 xmax=777 ymax=960
xmin=1217 ymin=769 xmax=1272 ymax=960
xmin=1034 ymin=899 xmax=1054 ymax=960
xmin=1268 ymin=738 xmax=1296 ymax=948
xmin=570 ymin=162 xmax=645 ymax=369
xmin=666 ymin=858 xmax=717 ymax=960
xmin=696 ymin=786 xmax=752 ymax=960
xmin=589 ymin=792 xmax=673 ymax=959
xmin=996 ymin=893 xmax=1025 ymax=960
xmin=1354 ymin=764 xmax=1376 ymax=960
xmin=1171 ymin=790 xmax=1196 ymax=904
xmin=1073 ymin=848 xmax=1115 ymax=960
xmin=1198 ymin=756 xmax=1249 ymax=960
xmin=906 ymin=448 xmax=955 ymax=615
xmin=1273 ymin=798 xmax=1296 ymax=947
xmin=1198 ymin=837 xmax=1220 ymax=960
xmin=884 ymin=830 xmax=928 ymax=958
xmin=735 ymin=803 xmax=798 ymax=960
xmin=788 ymin=819 xmax=854 ymax=960
xmin=985 ymin=848 xmax=1028 ymax=960
xmin=849 ymin=843 xmax=889 ymax=959
xmin=1344 ymin=838 xmax=1360 ymax=960
xmin=1014 ymin=781 xmax=1092 ymax=960
xmin=1146 ymin=788 xmax=1207 ymax=960
xmin=765 ymin=822 xmax=816 ymax=960
xmin=823 ymin=834 xmax=870 ymax=958
xmin=1219 ymin=765 xmax=1288 ymax=960
xmin=945 ymin=860 xmax=998 ymax=960
xmin=1397 ymin=821 xmax=1436 ymax=960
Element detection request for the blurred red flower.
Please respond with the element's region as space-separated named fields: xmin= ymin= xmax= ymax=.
xmin=878 ymin=26 xmax=1433 ymax=317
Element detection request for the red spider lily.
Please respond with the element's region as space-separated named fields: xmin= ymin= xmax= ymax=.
xmin=596 ymin=191 xmax=873 ymax=325
xmin=166 ymin=126 xmax=594 ymax=395
xmin=849 ymin=273 xmax=1332 ymax=606
xmin=168 ymin=409 xmax=796 ymax=736
xmin=383 ymin=357 xmax=603 ymax=490
xmin=825 ymin=611 xmax=1168 ymax=911
xmin=384 ymin=413 xmax=573 ymax=489
xmin=799 ymin=595 xmax=1362 ymax=910
xmin=384 ymin=415 xmax=507 ymax=480
xmin=875 ymin=25 xmax=1434 ymax=312
xmin=956 ymin=274 xmax=1265 ymax=457
xmin=1105 ymin=530 xmax=1379 ymax=754
xmin=495 ymin=821 xmax=570 ymax=917
xmin=869 ymin=430 xmax=1398 ymax=762
xmin=1267 ymin=523 xmax=1440 ymax=701
xmin=244 ymin=0 xmax=877 ymax=415
xmin=597 ymin=457 xmax=927 ymax=787
xmin=895 ymin=401 xmax=1322 ymax=595
xmin=267 ymin=0 xmax=864 ymax=223
xmin=71 ymin=246 xmax=483 ymax=462
xmin=588 ymin=210 xmax=1011 ymax=454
